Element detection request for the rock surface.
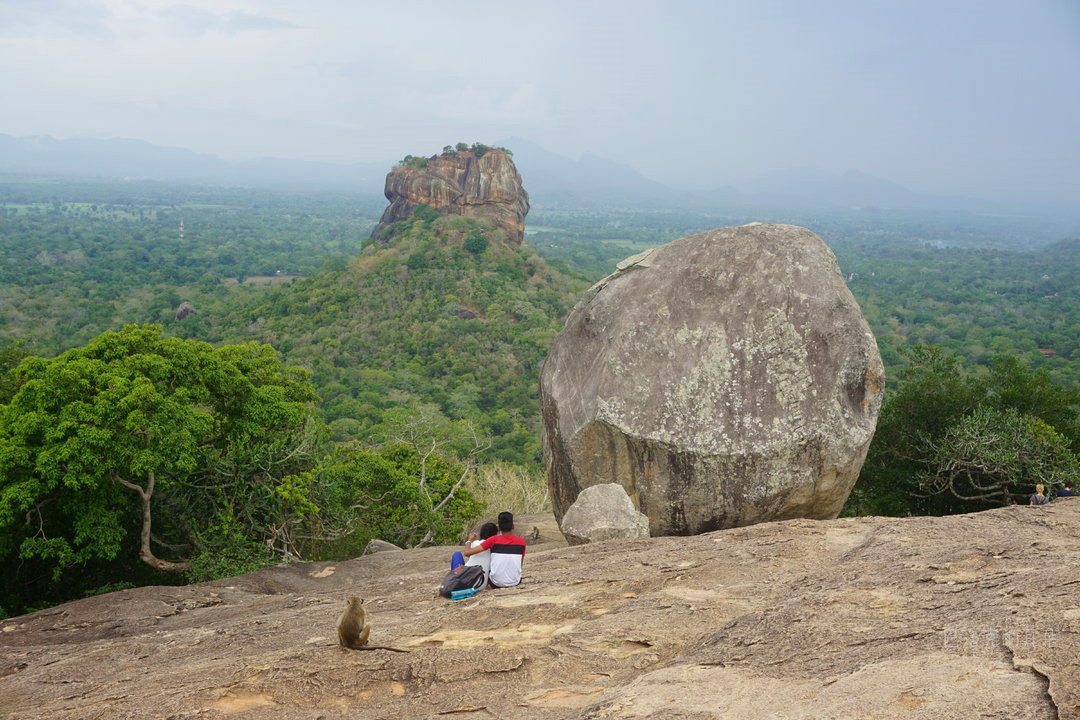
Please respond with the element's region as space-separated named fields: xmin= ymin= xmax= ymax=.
xmin=373 ymin=148 xmax=530 ymax=245
xmin=540 ymin=223 xmax=884 ymax=536
xmin=174 ymin=301 xmax=197 ymax=321
xmin=560 ymin=483 xmax=651 ymax=545
xmin=2 ymin=503 xmax=1078 ymax=720
xmin=361 ymin=539 xmax=402 ymax=555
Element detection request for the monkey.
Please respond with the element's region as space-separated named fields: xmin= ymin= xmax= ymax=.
xmin=529 ymin=526 xmax=540 ymax=542
xmin=336 ymin=596 xmax=409 ymax=653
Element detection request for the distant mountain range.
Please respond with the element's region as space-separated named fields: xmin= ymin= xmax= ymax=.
xmin=0 ymin=134 xmax=387 ymax=191
xmin=0 ymin=132 xmax=1061 ymax=217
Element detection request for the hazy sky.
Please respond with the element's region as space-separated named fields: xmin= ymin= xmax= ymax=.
xmin=1 ymin=0 xmax=1078 ymax=203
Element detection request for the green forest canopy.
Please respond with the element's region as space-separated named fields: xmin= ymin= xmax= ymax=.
xmin=0 ymin=177 xmax=1076 ymax=616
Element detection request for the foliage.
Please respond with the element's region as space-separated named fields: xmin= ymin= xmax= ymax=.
xmin=0 ymin=340 xmax=27 ymax=404
xmin=0 ymin=325 xmax=318 ymax=613
xmin=412 ymin=204 xmax=441 ymax=224
xmin=919 ymin=406 xmax=1077 ymax=506
xmin=463 ymin=229 xmax=488 ymax=254
xmin=0 ymin=178 xmax=381 ymax=356
xmin=845 ymin=345 xmax=1079 ymax=516
xmin=399 ymin=154 xmax=429 ymax=169
xmin=437 ymin=143 xmax=509 ymax=159
xmin=466 ymin=461 xmax=550 ymax=517
xmin=190 ymin=212 xmax=586 ymax=465
xmin=309 ymin=438 xmax=483 ymax=556
xmin=184 ymin=509 xmax=277 ymax=583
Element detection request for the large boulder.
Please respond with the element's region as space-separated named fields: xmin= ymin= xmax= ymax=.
xmin=559 ymin=483 xmax=651 ymax=546
xmin=372 ymin=147 xmax=529 ymax=245
xmin=540 ymin=223 xmax=884 ymax=535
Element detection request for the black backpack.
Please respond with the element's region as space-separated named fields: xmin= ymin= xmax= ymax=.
xmin=439 ymin=565 xmax=486 ymax=598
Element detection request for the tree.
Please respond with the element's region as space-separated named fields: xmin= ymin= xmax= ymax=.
xmin=847 ymin=345 xmax=1079 ymax=516
xmin=412 ymin=204 xmax=441 ymax=224
xmin=464 ymin=230 xmax=488 ymax=255
xmin=979 ymin=354 xmax=1080 ymax=449
xmin=0 ymin=325 xmax=318 ymax=583
xmin=848 ymin=345 xmax=981 ymax=515
xmin=370 ymin=404 xmax=488 ymax=546
xmin=919 ymin=406 xmax=1077 ymax=506
xmin=0 ymin=340 xmax=28 ymax=404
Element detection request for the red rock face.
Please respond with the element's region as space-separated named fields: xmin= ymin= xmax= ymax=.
xmin=373 ymin=149 xmax=530 ymax=245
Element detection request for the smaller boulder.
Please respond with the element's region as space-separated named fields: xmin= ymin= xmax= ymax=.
xmin=560 ymin=483 xmax=650 ymax=546
xmin=362 ymin=539 xmax=403 ymax=556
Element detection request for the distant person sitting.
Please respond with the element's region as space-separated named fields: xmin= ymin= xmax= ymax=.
xmin=450 ymin=521 xmax=498 ymax=584
xmin=1029 ymin=484 xmax=1050 ymax=506
xmin=1057 ymin=483 xmax=1076 ymax=498
xmin=462 ymin=511 xmax=526 ymax=588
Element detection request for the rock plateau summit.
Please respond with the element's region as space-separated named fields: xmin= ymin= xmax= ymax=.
xmin=373 ymin=147 xmax=530 ymax=246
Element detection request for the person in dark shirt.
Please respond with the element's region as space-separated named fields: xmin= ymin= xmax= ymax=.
xmin=1058 ymin=483 xmax=1076 ymax=497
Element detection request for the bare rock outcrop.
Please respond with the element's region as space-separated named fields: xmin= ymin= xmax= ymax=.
xmin=559 ymin=483 xmax=650 ymax=545
xmin=540 ymin=223 xmax=884 ymax=536
xmin=372 ymin=148 xmax=529 ymax=245
xmin=174 ymin=301 xmax=197 ymax=321
xmin=2 ymin=504 xmax=1078 ymax=719
xmin=362 ymin=539 xmax=402 ymax=555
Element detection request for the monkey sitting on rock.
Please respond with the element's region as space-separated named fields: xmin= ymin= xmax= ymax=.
xmin=336 ymin=596 xmax=409 ymax=653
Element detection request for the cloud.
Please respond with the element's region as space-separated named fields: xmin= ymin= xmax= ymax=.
xmin=159 ymin=5 xmax=300 ymax=35
xmin=222 ymin=10 xmax=301 ymax=33
xmin=0 ymin=0 xmax=111 ymax=36
xmin=414 ymin=83 xmax=551 ymax=127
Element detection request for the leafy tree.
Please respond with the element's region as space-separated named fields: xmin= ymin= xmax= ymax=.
xmin=464 ymin=230 xmax=488 ymax=255
xmin=412 ymin=204 xmax=441 ymax=224
xmin=0 ymin=325 xmax=318 ymax=590
xmin=369 ymin=404 xmax=489 ymax=544
xmin=918 ymin=406 xmax=1077 ymax=506
xmin=455 ymin=142 xmax=469 ymax=152
xmin=847 ymin=345 xmax=1079 ymax=516
xmin=0 ymin=340 xmax=27 ymax=404
xmin=399 ymin=155 xmax=428 ymax=169
xmin=978 ymin=355 xmax=1080 ymax=448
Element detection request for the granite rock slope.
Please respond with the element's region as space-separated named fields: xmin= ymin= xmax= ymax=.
xmin=2 ymin=503 xmax=1077 ymax=720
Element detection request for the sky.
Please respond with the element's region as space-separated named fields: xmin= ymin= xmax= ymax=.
xmin=1 ymin=0 xmax=1078 ymax=204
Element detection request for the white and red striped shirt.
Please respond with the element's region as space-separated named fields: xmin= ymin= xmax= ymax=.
xmin=480 ymin=534 xmax=526 ymax=587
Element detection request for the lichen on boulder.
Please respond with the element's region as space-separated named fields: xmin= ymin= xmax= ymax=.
xmin=540 ymin=223 xmax=884 ymax=535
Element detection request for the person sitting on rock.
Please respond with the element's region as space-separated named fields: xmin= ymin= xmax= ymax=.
xmin=1057 ymin=483 xmax=1076 ymax=498
xmin=450 ymin=521 xmax=498 ymax=585
xmin=1029 ymin=484 xmax=1050 ymax=506
xmin=462 ymin=511 xmax=526 ymax=588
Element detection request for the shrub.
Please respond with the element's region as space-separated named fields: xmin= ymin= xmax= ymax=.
xmin=464 ymin=230 xmax=488 ymax=255
xmin=466 ymin=462 xmax=550 ymax=517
